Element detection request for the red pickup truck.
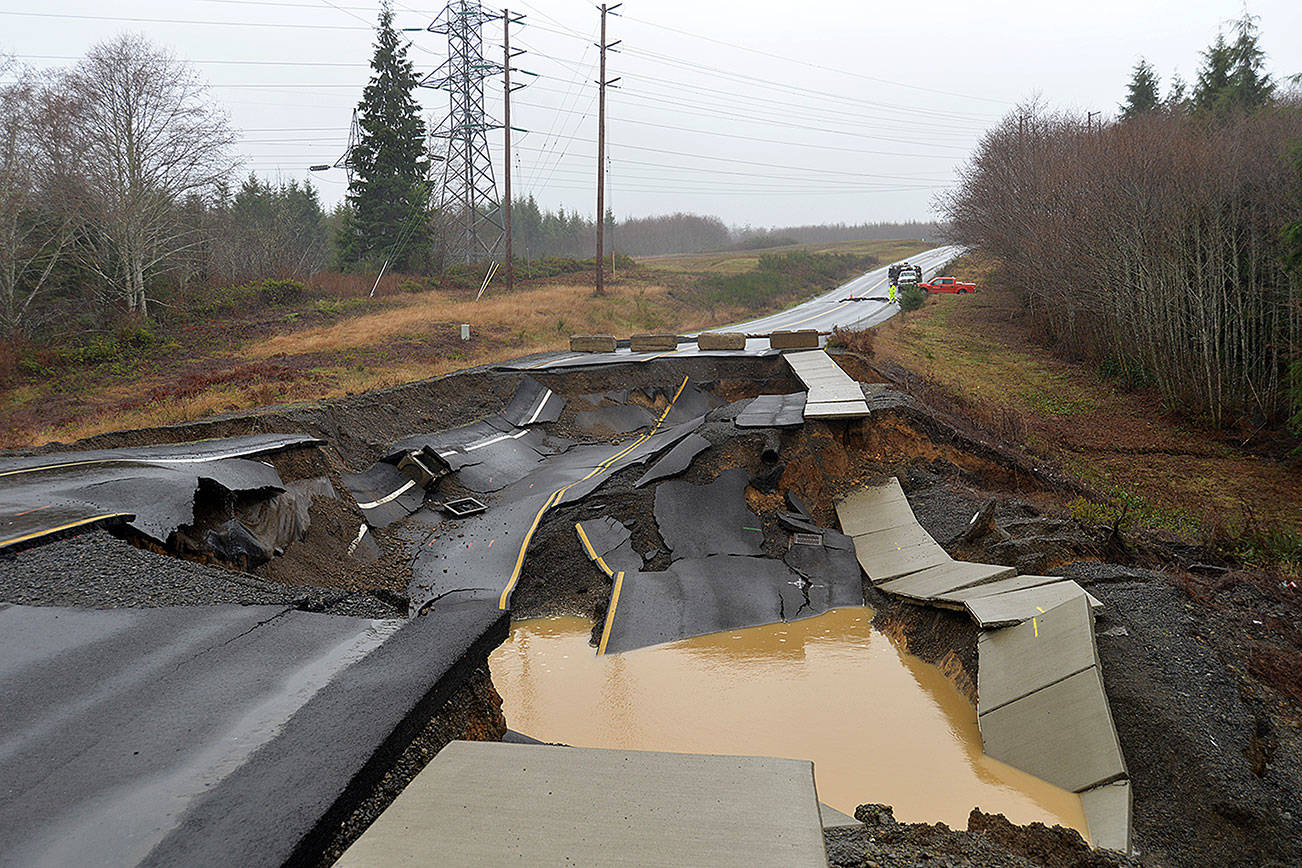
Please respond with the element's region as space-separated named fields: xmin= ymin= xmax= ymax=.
xmin=919 ymin=276 xmax=975 ymax=294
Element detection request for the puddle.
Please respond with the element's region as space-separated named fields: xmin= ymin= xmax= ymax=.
xmin=489 ymin=608 xmax=1087 ymax=837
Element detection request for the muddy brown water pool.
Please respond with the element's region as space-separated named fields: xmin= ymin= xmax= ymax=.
xmin=489 ymin=607 xmax=1088 ymax=838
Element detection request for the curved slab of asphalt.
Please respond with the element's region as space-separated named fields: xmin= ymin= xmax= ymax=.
xmin=411 ymin=378 xmax=705 ymax=612
xmin=588 ymin=471 xmax=864 ymax=655
xmin=0 ymin=601 xmax=508 ymax=867
xmin=1 ymin=451 xmax=294 ymax=549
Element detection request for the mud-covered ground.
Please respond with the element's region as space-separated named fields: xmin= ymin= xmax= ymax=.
xmin=5 ymin=350 xmax=1301 ymax=866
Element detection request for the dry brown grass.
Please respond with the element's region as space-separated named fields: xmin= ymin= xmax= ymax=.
xmin=246 ymin=280 xmax=754 ymax=360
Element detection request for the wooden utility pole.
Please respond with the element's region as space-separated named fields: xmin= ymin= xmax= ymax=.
xmin=503 ymin=9 xmax=514 ymax=290
xmin=594 ymin=3 xmax=621 ymax=296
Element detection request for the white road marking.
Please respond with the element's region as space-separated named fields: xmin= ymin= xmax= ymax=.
xmin=357 ymin=479 xmax=417 ymax=510
xmin=346 ymin=523 xmax=369 ymax=555
xmin=524 ymin=389 xmax=554 ymax=425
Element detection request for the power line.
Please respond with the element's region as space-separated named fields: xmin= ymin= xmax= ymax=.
xmin=0 ymin=10 xmax=371 ymax=29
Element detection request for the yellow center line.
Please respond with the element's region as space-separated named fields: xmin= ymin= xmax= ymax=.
xmin=575 ymin=522 xmax=614 ymax=578
xmin=497 ymin=376 xmax=691 ymax=610
xmin=596 ymin=571 xmax=625 ymax=656
xmin=497 ymin=490 xmax=559 ymax=609
xmin=0 ymin=512 xmax=132 ymax=549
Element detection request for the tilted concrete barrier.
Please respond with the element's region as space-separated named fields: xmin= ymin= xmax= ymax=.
xmin=570 ymin=334 xmax=617 ymax=353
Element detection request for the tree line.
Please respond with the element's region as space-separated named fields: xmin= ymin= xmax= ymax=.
xmin=0 ymin=1 xmax=937 ymax=343
xmin=944 ymin=14 xmax=1302 ymax=434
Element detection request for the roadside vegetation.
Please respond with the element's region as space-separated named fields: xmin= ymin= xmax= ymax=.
xmin=0 ymin=239 xmax=926 ymax=447
xmin=943 ymin=13 xmax=1302 ymax=437
xmin=869 ymin=256 xmax=1302 ymax=572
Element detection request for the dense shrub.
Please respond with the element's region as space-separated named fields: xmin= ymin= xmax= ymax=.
xmin=899 ymin=286 xmax=926 ymax=312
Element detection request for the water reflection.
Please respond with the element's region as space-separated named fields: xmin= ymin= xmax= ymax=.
xmin=489 ymin=607 xmax=1086 ymax=837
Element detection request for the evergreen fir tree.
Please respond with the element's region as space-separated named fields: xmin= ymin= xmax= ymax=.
xmin=1120 ymin=59 xmax=1161 ymax=120
xmin=1228 ymin=12 xmax=1274 ymax=109
xmin=1193 ymin=32 xmax=1234 ymax=112
xmin=1193 ymin=15 xmax=1274 ymax=114
xmin=337 ymin=2 xmax=430 ymax=271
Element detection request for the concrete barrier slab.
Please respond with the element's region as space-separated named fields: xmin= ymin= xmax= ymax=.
xmin=977 ymin=595 xmax=1099 ymax=715
xmin=978 ymin=667 xmax=1126 ymax=793
xmin=834 ymin=479 xmax=915 ymax=537
xmin=804 ymin=400 xmax=869 ymax=419
xmin=335 ymin=741 xmax=828 ymax=868
xmin=1079 ymin=779 xmax=1132 ymax=854
xmin=630 ymin=333 xmax=680 ymax=353
xmin=697 ymin=332 xmax=746 ymax=351
xmin=875 ymin=560 xmax=1017 ymax=596
xmin=819 ymin=802 xmax=861 ymax=829
xmin=932 ymin=573 xmax=1063 ymax=606
xmin=965 ymin=581 xmax=1101 ymax=629
xmin=850 ymin=529 xmax=950 ymax=583
xmin=770 ymin=329 xmax=820 ymax=349
xmin=570 ymin=334 xmax=617 ymax=353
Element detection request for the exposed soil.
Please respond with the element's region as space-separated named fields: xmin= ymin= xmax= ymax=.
xmin=826 ymin=804 xmax=1132 ymax=868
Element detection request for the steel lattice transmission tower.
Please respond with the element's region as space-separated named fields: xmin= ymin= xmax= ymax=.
xmin=422 ymin=1 xmax=503 ymax=264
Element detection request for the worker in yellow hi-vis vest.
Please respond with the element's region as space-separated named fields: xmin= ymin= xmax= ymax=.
xmin=888 ymin=282 xmax=898 ymax=304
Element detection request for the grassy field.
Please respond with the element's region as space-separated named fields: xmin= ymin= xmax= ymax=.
xmin=642 ymin=239 xmax=930 ymax=275
xmin=870 ymin=254 xmax=1302 ymax=566
xmin=0 ymin=238 xmax=930 ymax=447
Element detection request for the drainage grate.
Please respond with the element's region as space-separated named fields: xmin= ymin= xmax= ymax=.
xmin=791 ymin=532 xmax=824 ymax=547
xmin=441 ymin=497 xmax=488 ymax=517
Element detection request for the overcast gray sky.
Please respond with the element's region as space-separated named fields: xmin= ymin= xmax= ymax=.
xmin=3 ymin=0 xmax=1300 ymax=226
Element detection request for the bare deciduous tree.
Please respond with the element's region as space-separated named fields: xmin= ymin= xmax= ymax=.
xmin=0 ymin=62 xmax=75 ymax=334
xmin=64 ymin=34 xmax=235 ymax=315
xmin=943 ymin=100 xmax=1302 ymax=428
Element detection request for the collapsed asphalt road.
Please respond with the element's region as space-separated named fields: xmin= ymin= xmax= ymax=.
xmin=0 ymin=434 xmax=322 ymax=551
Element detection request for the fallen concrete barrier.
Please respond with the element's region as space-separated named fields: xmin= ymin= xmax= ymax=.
xmin=335 ymin=741 xmax=830 ymax=867
xmin=963 ymin=580 xmax=1103 ymax=629
xmin=835 ymin=476 xmax=1131 ymax=854
xmin=569 ymin=334 xmax=617 ymax=353
xmin=769 ymin=329 xmax=820 ymax=349
xmin=629 ymin=333 xmax=680 ymax=352
xmin=697 ymin=331 xmax=746 ymax=351
xmin=783 ymin=349 xmax=869 ymax=419
xmin=976 ymin=595 xmax=1130 ymax=852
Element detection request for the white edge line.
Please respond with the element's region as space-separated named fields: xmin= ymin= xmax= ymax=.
xmin=346 ymin=523 xmax=369 ymax=555
xmin=524 ymin=388 xmax=553 ymax=425
xmin=356 ymin=479 xmax=417 ymax=510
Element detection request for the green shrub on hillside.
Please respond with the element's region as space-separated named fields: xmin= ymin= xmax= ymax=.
xmin=899 ymin=286 xmax=926 ymax=312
